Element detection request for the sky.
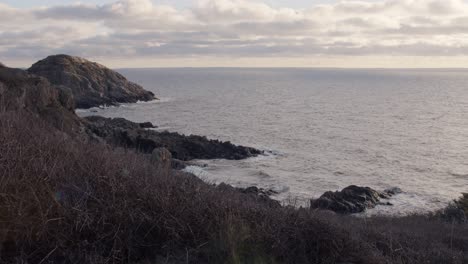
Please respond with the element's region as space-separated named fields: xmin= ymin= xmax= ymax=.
xmin=2 ymin=0 xmax=468 ymax=68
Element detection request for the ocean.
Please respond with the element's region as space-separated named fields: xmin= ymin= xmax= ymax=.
xmin=77 ymin=68 xmax=468 ymax=215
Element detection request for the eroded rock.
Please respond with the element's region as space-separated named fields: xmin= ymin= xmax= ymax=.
xmin=84 ymin=116 xmax=262 ymax=161
xmin=28 ymin=55 xmax=156 ymax=109
xmin=217 ymin=183 xmax=281 ymax=208
xmin=310 ymin=185 xmax=399 ymax=214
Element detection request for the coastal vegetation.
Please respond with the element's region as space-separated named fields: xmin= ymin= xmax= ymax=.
xmin=0 ymin=58 xmax=467 ymax=263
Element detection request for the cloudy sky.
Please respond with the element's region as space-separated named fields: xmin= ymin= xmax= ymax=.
xmin=2 ymin=0 xmax=468 ymax=68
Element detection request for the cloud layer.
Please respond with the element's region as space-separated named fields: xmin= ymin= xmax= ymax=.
xmin=2 ymin=0 xmax=468 ymax=67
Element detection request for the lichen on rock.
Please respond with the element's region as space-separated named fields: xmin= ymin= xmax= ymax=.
xmin=28 ymin=54 xmax=156 ymax=109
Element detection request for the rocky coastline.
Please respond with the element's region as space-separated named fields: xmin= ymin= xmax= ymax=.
xmin=84 ymin=115 xmax=262 ymax=161
xmin=1 ymin=55 xmax=464 ymax=215
xmin=1 ymin=56 xmax=467 ymax=263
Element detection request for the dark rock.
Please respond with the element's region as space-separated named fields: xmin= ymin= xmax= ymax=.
xmin=139 ymin=122 xmax=157 ymax=129
xmin=384 ymin=187 xmax=403 ymax=196
xmin=217 ymin=183 xmax=281 ymax=208
xmin=171 ymin=159 xmax=186 ymax=170
xmin=0 ymin=62 xmax=4 ymax=67
xmin=84 ymin=116 xmax=263 ymax=161
xmin=86 ymin=116 xmax=141 ymax=130
xmin=28 ymin=54 xmax=156 ymax=109
xmin=240 ymin=186 xmax=279 ymax=197
xmin=310 ymin=185 xmax=396 ymax=214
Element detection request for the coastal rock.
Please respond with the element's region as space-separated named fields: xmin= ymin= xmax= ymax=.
xmin=171 ymin=159 xmax=187 ymax=170
xmin=310 ymin=185 xmax=397 ymax=214
xmin=85 ymin=116 xmax=157 ymax=130
xmin=217 ymin=183 xmax=281 ymax=208
xmin=28 ymin=54 xmax=156 ymax=109
xmin=0 ymin=65 xmax=82 ymax=135
xmin=384 ymin=187 xmax=403 ymax=196
xmin=241 ymin=186 xmax=279 ymax=197
xmin=84 ymin=116 xmax=262 ymax=161
xmin=139 ymin=122 xmax=157 ymax=129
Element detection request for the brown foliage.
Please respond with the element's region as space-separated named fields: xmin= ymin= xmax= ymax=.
xmin=0 ymin=110 xmax=467 ymax=263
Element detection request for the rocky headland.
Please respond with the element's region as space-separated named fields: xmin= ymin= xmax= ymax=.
xmin=28 ymin=55 xmax=156 ymax=109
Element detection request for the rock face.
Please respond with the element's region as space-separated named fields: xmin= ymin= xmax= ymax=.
xmin=85 ymin=116 xmax=157 ymax=130
xmin=217 ymin=183 xmax=281 ymax=208
xmin=310 ymin=185 xmax=398 ymax=214
xmin=0 ymin=65 xmax=82 ymax=135
xmin=28 ymin=55 xmax=156 ymax=109
xmin=84 ymin=116 xmax=263 ymax=161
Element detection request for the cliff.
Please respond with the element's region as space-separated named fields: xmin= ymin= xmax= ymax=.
xmin=28 ymin=55 xmax=156 ymax=109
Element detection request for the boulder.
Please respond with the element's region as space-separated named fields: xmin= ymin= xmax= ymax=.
xmin=139 ymin=122 xmax=157 ymax=129
xmin=310 ymin=185 xmax=397 ymax=214
xmin=384 ymin=187 xmax=403 ymax=196
xmin=241 ymin=186 xmax=279 ymax=197
xmin=171 ymin=159 xmax=186 ymax=170
xmin=28 ymin=54 xmax=156 ymax=109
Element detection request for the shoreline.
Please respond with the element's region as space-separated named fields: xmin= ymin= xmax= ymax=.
xmin=78 ymin=102 xmax=457 ymax=217
xmin=1 ymin=57 xmax=466 ymax=263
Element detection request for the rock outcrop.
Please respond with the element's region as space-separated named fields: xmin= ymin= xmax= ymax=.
xmin=0 ymin=65 xmax=82 ymax=135
xmin=28 ymin=55 xmax=156 ymax=109
xmin=217 ymin=183 xmax=281 ymax=208
xmin=310 ymin=185 xmax=399 ymax=214
xmin=84 ymin=116 xmax=262 ymax=161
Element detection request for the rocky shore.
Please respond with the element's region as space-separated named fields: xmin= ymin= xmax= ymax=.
xmin=0 ymin=55 xmax=461 ymax=215
xmin=1 ymin=56 xmax=467 ymax=263
xmin=2 ymin=56 xmax=465 ymax=216
xmin=84 ymin=115 xmax=262 ymax=161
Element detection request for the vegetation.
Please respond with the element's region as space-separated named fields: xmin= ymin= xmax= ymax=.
xmin=0 ymin=110 xmax=467 ymax=263
xmin=456 ymin=194 xmax=468 ymax=216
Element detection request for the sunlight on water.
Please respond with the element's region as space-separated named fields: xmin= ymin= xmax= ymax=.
xmin=78 ymin=68 xmax=468 ymax=215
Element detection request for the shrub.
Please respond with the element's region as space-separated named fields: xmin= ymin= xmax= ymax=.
xmin=0 ymin=110 xmax=467 ymax=263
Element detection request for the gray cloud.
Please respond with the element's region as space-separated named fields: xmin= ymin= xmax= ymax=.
xmin=2 ymin=0 xmax=468 ymax=65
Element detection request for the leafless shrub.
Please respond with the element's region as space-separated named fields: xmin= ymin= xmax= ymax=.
xmin=0 ymin=110 xmax=467 ymax=263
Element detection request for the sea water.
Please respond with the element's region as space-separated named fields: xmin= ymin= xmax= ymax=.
xmin=78 ymin=68 xmax=468 ymax=215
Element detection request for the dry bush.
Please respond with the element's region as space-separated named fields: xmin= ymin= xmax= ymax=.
xmin=0 ymin=110 xmax=467 ymax=264
xmin=455 ymin=194 xmax=468 ymax=216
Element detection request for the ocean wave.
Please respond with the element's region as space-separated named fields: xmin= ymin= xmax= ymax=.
xmin=448 ymin=171 xmax=468 ymax=179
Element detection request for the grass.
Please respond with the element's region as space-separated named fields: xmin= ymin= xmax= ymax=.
xmin=0 ymin=110 xmax=467 ymax=263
